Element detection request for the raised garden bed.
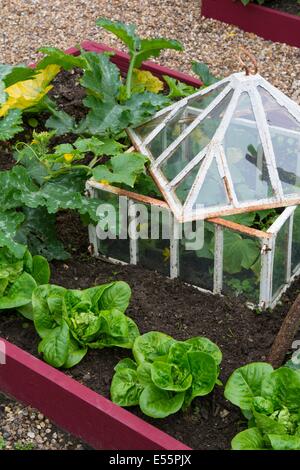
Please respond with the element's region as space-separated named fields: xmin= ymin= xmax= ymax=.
xmin=201 ymin=0 xmax=300 ymax=48
xmin=1 ymin=232 xmax=298 ymax=450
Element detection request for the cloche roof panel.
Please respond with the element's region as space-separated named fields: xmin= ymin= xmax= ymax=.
xmin=128 ymin=72 xmax=300 ymax=222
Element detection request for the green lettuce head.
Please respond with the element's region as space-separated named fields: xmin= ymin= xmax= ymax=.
xmin=33 ymin=280 xmax=139 ymax=368
xmin=0 ymin=247 xmax=50 ymax=318
xmin=111 ymin=331 xmax=222 ymax=418
xmin=225 ymin=363 xmax=300 ymax=450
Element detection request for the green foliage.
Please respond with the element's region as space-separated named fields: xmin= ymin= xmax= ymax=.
xmin=219 ymin=208 xmax=278 ymax=298
xmin=0 ymin=436 xmax=6 ymax=450
xmin=0 ymin=143 xmax=104 ymax=259
xmin=41 ymin=53 xmax=169 ymax=138
xmin=14 ymin=441 xmax=34 ymax=450
xmin=32 ymin=281 xmax=140 ymax=368
xmin=240 ymin=0 xmax=265 ymax=5
xmin=0 ymin=210 xmax=26 ymax=259
xmin=1 ymin=64 xmax=37 ymax=88
xmin=0 ymin=109 xmax=23 ymax=141
xmin=163 ymin=75 xmax=196 ymax=99
xmin=77 ymin=82 xmax=169 ymax=138
xmin=111 ymin=331 xmax=222 ymax=418
xmin=93 ymin=152 xmax=149 ymax=187
xmin=74 ymin=136 xmax=125 ymax=156
xmin=18 ymin=207 xmax=69 ymax=261
xmin=0 ymin=117 xmax=150 ymax=261
xmin=15 ymin=130 xmax=149 ymax=192
xmin=15 ymin=131 xmax=128 ymax=181
xmin=96 ymin=18 xmax=183 ymax=98
xmin=45 ymin=104 xmax=77 ymax=136
xmin=225 ymin=363 xmax=300 ymax=450
xmin=192 ymin=62 xmax=220 ymax=87
xmin=0 ymin=20 xmax=183 ymax=143
xmin=0 ymin=163 xmax=100 ymax=243
xmin=0 ymin=247 xmax=50 ymax=318
xmin=36 ymin=47 xmax=86 ymax=70
xmin=223 ymin=231 xmax=260 ymax=275
xmin=42 ymin=47 xmax=170 ymax=138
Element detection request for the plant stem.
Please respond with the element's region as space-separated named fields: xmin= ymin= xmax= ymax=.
xmin=125 ymin=53 xmax=137 ymax=99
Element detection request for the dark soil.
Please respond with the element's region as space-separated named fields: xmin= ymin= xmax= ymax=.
xmin=1 ymin=209 xmax=300 ymax=450
xmin=268 ymin=0 xmax=300 ymax=15
xmin=49 ymin=68 xmax=86 ymax=121
xmin=1 ymin=67 xmax=300 ymax=450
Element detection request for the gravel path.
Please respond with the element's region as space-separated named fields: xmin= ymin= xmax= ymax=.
xmin=0 ymin=0 xmax=299 ymax=103
xmin=0 ymin=393 xmax=87 ymax=450
xmin=0 ymin=0 xmax=300 ymax=451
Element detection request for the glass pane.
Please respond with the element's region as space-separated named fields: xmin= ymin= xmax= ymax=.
xmin=175 ymin=163 xmax=201 ymax=204
xmin=134 ymin=112 xmax=169 ymax=140
xmin=179 ymin=221 xmax=214 ymax=290
xmin=222 ymin=229 xmax=261 ymax=303
xmin=148 ymin=109 xmax=187 ymax=159
xmin=272 ymin=219 xmax=289 ymax=297
xmin=258 ymin=87 xmax=300 ymax=196
xmin=259 ymin=86 xmax=300 ymax=131
xmin=224 ymin=92 xmax=274 ymax=203
xmin=98 ymin=236 xmax=130 ymax=263
xmin=95 ymin=190 xmax=130 ymax=263
xmin=191 ymin=157 xmax=229 ymax=210
xmin=135 ymin=83 xmax=228 ymax=144
xmin=188 ymin=82 xmax=228 ymax=110
xmin=292 ymin=206 xmax=300 ymax=274
xmin=158 ymin=90 xmax=234 ymax=181
xmin=138 ymin=205 xmax=171 ymax=276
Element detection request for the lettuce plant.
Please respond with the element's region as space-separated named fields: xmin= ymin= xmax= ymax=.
xmin=0 ymin=247 xmax=50 ymax=318
xmin=32 ymin=281 xmax=139 ymax=368
xmin=110 ymin=331 xmax=222 ymax=418
xmin=225 ymin=362 xmax=300 ymax=450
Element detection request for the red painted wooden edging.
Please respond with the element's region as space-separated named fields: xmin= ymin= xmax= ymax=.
xmin=202 ymin=0 xmax=300 ymax=48
xmin=0 ymin=339 xmax=190 ymax=450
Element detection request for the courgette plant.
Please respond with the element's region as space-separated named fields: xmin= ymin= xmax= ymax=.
xmin=96 ymin=18 xmax=183 ymax=99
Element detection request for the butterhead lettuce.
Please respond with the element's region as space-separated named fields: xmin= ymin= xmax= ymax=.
xmin=225 ymin=363 xmax=300 ymax=450
xmin=32 ymin=281 xmax=139 ymax=368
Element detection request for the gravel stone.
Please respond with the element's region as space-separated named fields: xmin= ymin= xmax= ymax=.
xmin=0 ymin=394 xmax=88 ymax=450
xmin=0 ymin=1 xmax=299 ymax=102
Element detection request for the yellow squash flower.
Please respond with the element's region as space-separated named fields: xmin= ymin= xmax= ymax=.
xmin=0 ymin=64 xmax=60 ymax=117
xmin=133 ymin=70 xmax=164 ymax=94
xmin=63 ymin=153 xmax=74 ymax=163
